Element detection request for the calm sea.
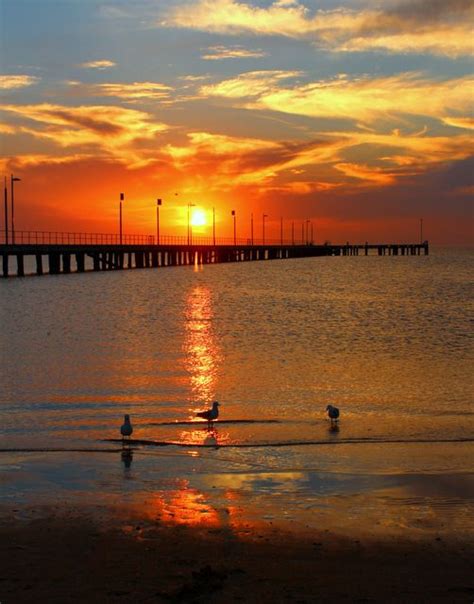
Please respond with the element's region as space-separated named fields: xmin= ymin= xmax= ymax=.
xmin=0 ymin=247 xmax=473 ymax=532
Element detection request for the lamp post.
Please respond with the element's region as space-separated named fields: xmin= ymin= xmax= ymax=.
xmin=212 ymin=207 xmax=216 ymax=246
xmin=310 ymin=221 xmax=313 ymax=244
xmin=156 ymin=198 xmax=162 ymax=245
xmin=3 ymin=177 xmax=8 ymax=245
xmin=291 ymin=221 xmax=294 ymax=246
xmin=187 ymin=203 xmax=195 ymax=245
xmin=231 ymin=210 xmax=236 ymax=245
xmin=301 ymin=222 xmax=304 ymax=244
xmin=280 ymin=216 xmax=283 ymax=246
xmin=119 ymin=192 xmax=124 ymax=245
xmin=262 ymin=213 xmax=268 ymax=246
xmin=306 ymin=220 xmax=310 ymax=245
xmin=10 ymin=175 xmax=20 ymax=244
xmin=251 ymin=212 xmax=254 ymax=246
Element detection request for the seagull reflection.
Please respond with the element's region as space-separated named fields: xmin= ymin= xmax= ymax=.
xmin=179 ymin=424 xmax=223 ymax=448
xmin=328 ymin=422 xmax=340 ymax=436
xmin=121 ymin=448 xmax=133 ymax=471
xmin=203 ymin=425 xmax=220 ymax=449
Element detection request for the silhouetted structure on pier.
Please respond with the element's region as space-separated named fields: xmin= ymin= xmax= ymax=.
xmin=0 ymin=232 xmax=429 ymax=278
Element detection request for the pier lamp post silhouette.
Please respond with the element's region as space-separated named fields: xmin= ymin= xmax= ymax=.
xmin=311 ymin=221 xmax=314 ymax=244
xmin=291 ymin=221 xmax=295 ymax=246
xmin=301 ymin=222 xmax=304 ymax=244
xmin=262 ymin=213 xmax=268 ymax=246
xmin=119 ymin=193 xmax=125 ymax=245
xmin=156 ymin=198 xmax=162 ymax=245
xmin=251 ymin=212 xmax=254 ymax=246
xmin=212 ymin=207 xmax=216 ymax=246
xmin=10 ymin=175 xmax=20 ymax=244
xmin=187 ymin=203 xmax=195 ymax=245
xmin=306 ymin=220 xmax=310 ymax=245
xmin=280 ymin=216 xmax=283 ymax=245
xmin=3 ymin=177 xmax=8 ymax=246
xmin=231 ymin=210 xmax=236 ymax=245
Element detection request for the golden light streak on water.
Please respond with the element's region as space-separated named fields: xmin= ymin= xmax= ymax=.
xmin=183 ymin=285 xmax=221 ymax=407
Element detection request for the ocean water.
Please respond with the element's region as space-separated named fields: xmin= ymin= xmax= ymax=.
xmin=0 ymin=247 xmax=473 ymax=534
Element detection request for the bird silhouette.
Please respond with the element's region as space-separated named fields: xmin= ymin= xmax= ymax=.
xmin=195 ymin=401 xmax=220 ymax=427
xmin=326 ymin=405 xmax=340 ymax=424
xmin=120 ymin=414 xmax=133 ymax=446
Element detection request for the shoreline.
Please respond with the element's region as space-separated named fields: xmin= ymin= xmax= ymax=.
xmin=1 ymin=502 xmax=473 ymax=603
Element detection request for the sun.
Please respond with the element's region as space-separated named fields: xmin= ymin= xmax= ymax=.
xmin=191 ymin=209 xmax=207 ymax=227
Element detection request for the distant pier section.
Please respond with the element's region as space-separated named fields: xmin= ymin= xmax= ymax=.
xmin=0 ymin=231 xmax=429 ymax=278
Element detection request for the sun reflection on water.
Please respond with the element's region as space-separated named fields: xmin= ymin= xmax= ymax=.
xmin=178 ymin=424 xmax=230 ymax=447
xmin=183 ymin=285 xmax=221 ymax=408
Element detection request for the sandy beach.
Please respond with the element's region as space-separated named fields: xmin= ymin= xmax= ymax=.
xmin=1 ymin=499 xmax=473 ymax=603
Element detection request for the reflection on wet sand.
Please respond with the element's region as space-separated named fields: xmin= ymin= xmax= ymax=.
xmin=144 ymin=479 xmax=245 ymax=532
xmin=183 ymin=286 xmax=221 ymax=409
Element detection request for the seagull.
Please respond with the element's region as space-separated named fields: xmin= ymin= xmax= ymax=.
xmin=195 ymin=401 xmax=220 ymax=427
xmin=120 ymin=414 xmax=133 ymax=446
xmin=326 ymin=405 xmax=340 ymax=424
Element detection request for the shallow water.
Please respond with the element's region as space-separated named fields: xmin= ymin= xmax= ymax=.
xmin=1 ymin=248 xmax=473 ymax=533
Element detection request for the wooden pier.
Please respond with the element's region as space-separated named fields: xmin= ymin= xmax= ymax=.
xmin=0 ymin=239 xmax=429 ymax=278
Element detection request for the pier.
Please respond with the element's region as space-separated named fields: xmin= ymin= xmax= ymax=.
xmin=0 ymin=231 xmax=429 ymax=278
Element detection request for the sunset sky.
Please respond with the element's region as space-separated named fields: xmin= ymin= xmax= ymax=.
xmin=1 ymin=0 xmax=472 ymax=243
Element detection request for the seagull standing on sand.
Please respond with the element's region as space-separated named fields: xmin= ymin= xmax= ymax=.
xmin=326 ymin=405 xmax=340 ymax=424
xmin=120 ymin=414 xmax=133 ymax=446
xmin=195 ymin=401 xmax=220 ymax=427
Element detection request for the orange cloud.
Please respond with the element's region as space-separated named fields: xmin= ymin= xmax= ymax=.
xmin=334 ymin=162 xmax=397 ymax=186
xmin=79 ymin=59 xmax=116 ymax=69
xmin=201 ymin=45 xmax=267 ymax=60
xmin=441 ymin=117 xmax=474 ymax=130
xmin=202 ymin=72 xmax=473 ymax=125
xmin=0 ymin=103 xmax=168 ymax=167
xmin=67 ymin=80 xmax=173 ymax=102
xmin=165 ymin=0 xmax=474 ymax=57
xmin=164 ymin=130 xmax=349 ymax=191
xmin=200 ymin=69 xmax=301 ymax=98
xmin=0 ymin=75 xmax=39 ymax=89
xmin=0 ymin=153 xmax=93 ymax=171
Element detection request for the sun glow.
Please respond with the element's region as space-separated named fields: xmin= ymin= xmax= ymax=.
xmin=191 ymin=208 xmax=207 ymax=227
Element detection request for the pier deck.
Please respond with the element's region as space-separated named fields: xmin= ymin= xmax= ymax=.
xmin=0 ymin=240 xmax=429 ymax=278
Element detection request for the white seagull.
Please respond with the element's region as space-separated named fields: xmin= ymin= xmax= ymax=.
xmin=195 ymin=401 xmax=220 ymax=426
xmin=326 ymin=405 xmax=340 ymax=424
xmin=120 ymin=414 xmax=133 ymax=445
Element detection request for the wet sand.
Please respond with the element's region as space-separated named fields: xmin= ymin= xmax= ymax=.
xmin=1 ymin=504 xmax=473 ymax=603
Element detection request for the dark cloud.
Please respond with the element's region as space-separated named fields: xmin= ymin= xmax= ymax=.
xmin=45 ymin=109 xmax=124 ymax=135
xmin=359 ymin=0 xmax=473 ymax=34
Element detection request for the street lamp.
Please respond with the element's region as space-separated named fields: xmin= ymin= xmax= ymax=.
xmin=156 ymin=198 xmax=162 ymax=245
xmin=187 ymin=203 xmax=195 ymax=245
xmin=291 ymin=221 xmax=294 ymax=246
xmin=251 ymin=213 xmax=254 ymax=246
xmin=212 ymin=207 xmax=216 ymax=246
xmin=262 ymin=213 xmax=268 ymax=246
xmin=231 ymin=210 xmax=236 ymax=245
xmin=310 ymin=221 xmax=314 ymax=244
xmin=280 ymin=216 xmax=283 ymax=246
xmin=119 ymin=192 xmax=124 ymax=245
xmin=3 ymin=177 xmax=8 ymax=245
xmin=306 ymin=220 xmax=310 ymax=245
xmin=10 ymin=174 xmax=20 ymax=244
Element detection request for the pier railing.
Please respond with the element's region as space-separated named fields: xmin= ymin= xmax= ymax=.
xmin=0 ymin=229 xmax=429 ymax=277
xmin=0 ymin=230 xmax=311 ymax=247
